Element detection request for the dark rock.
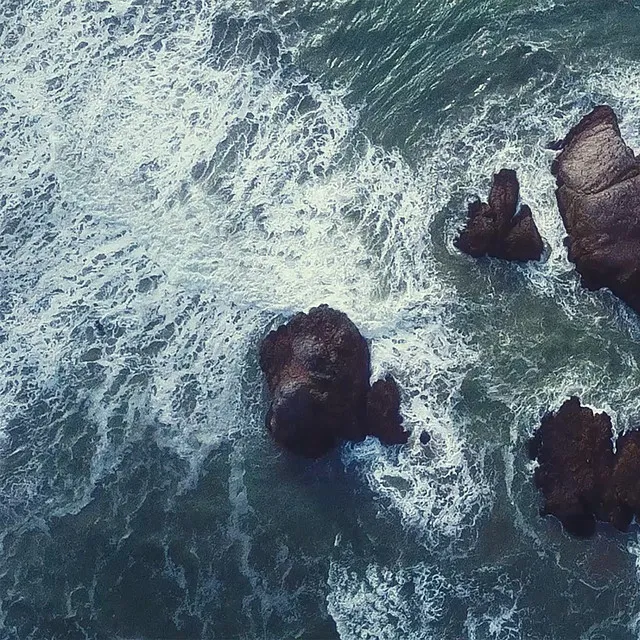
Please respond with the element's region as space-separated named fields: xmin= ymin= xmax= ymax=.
xmin=529 ymin=396 xmax=640 ymax=537
xmin=552 ymin=105 xmax=640 ymax=314
xmin=609 ymin=431 xmax=640 ymax=528
xmin=455 ymin=169 xmax=544 ymax=262
xmin=546 ymin=138 xmax=565 ymax=151
xmin=529 ymin=397 xmax=613 ymax=537
xmin=419 ymin=431 xmax=431 ymax=446
xmin=366 ymin=376 xmax=408 ymax=446
xmin=259 ymin=305 xmax=408 ymax=458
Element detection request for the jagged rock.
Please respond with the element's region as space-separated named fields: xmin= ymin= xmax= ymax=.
xmin=552 ymin=105 xmax=640 ymax=313
xmin=529 ymin=397 xmax=640 ymax=537
xmin=419 ymin=431 xmax=431 ymax=445
xmin=366 ymin=376 xmax=408 ymax=446
xmin=455 ymin=169 xmax=544 ymax=262
xmin=259 ymin=305 xmax=409 ymax=458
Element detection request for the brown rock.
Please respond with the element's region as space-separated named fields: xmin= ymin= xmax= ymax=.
xmin=609 ymin=431 xmax=640 ymax=529
xmin=259 ymin=305 xmax=409 ymax=458
xmin=552 ymin=106 xmax=640 ymax=313
xmin=529 ymin=397 xmax=640 ymax=537
xmin=366 ymin=376 xmax=408 ymax=446
xmin=455 ymin=169 xmax=544 ymax=262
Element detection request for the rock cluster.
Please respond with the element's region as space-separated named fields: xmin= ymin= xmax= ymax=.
xmin=259 ymin=305 xmax=409 ymax=458
xmin=552 ymin=105 xmax=640 ymax=314
xmin=455 ymin=169 xmax=544 ymax=262
xmin=529 ymin=397 xmax=640 ymax=537
xmin=256 ymin=106 xmax=640 ymax=545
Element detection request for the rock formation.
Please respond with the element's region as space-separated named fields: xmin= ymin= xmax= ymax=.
xmin=552 ymin=105 xmax=640 ymax=313
xmin=529 ymin=397 xmax=640 ymax=537
xmin=366 ymin=376 xmax=405 ymax=445
xmin=259 ymin=305 xmax=409 ymax=458
xmin=455 ymin=169 xmax=544 ymax=262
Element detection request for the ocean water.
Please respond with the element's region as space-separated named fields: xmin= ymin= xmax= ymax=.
xmin=2 ymin=0 xmax=640 ymax=638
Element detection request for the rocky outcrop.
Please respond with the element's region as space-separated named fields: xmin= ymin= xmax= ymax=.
xmin=529 ymin=397 xmax=640 ymax=537
xmin=259 ymin=305 xmax=409 ymax=458
xmin=455 ymin=169 xmax=544 ymax=262
xmin=552 ymin=106 xmax=640 ymax=313
xmin=366 ymin=376 xmax=405 ymax=445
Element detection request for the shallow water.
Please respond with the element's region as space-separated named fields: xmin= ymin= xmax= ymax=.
xmin=2 ymin=0 xmax=640 ymax=638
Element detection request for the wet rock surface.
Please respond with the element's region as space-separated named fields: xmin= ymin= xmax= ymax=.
xmin=259 ymin=305 xmax=409 ymax=458
xmin=552 ymin=105 xmax=640 ymax=313
xmin=455 ymin=169 xmax=544 ymax=262
xmin=529 ymin=397 xmax=640 ymax=537
xmin=366 ymin=376 xmax=407 ymax=445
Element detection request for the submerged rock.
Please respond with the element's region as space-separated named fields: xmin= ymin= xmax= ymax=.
xmin=455 ymin=169 xmax=544 ymax=262
xmin=529 ymin=397 xmax=640 ymax=537
xmin=259 ymin=305 xmax=409 ymax=458
xmin=552 ymin=105 xmax=640 ymax=314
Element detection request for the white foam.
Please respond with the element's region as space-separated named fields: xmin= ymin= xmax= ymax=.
xmin=344 ymin=312 xmax=490 ymax=547
xmin=464 ymin=600 xmax=523 ymax=640
xmin=0 ymin=0 xmax=491 ymax=547
xmin=327 ymin=561 xmax=452 ymax=640
xmin=327 ymin=557 xmax=525 ymax=640
xmin=403 ymin=61 xmax=640 ymax=539
xmin=3 ymin=0 xmax=640 ymax=634
xmin=418 ymin=60 xmax=640 ymax=325
xmin=628 ymin=540 xmax=640 ymax=638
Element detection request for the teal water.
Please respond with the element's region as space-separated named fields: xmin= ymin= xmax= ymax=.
xmin=2 ymin=0 xmax=640 ymax=638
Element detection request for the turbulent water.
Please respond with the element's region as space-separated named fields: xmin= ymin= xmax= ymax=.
xmin=2 ymin=0 xmax=640 ymax=638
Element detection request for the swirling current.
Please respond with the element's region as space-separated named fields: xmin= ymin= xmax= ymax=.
xmin=2 ymin=0 xmax=640 ymax=638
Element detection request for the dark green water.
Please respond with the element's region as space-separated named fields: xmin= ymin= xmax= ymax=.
xmin=2 ymin=0 xmax=640 ymax=638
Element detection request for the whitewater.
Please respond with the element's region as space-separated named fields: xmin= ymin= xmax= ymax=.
xmin=3 ymin=0 xmax=640 ymax=638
